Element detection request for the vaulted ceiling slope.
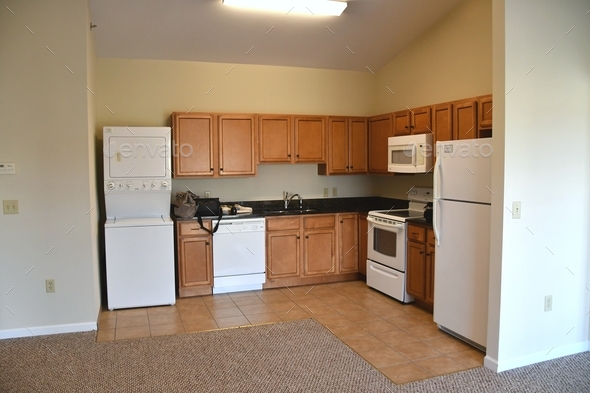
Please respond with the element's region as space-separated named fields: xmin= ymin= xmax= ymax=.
xmin=88 ymin=0 xmax=462 ymax=72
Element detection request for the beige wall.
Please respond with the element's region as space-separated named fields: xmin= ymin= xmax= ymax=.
xmin=372 ymin=0 xmax=492 ymax=199
xmin=95 ymin=0 xmax=492 ymax=202
xmin=0 ymin=0 xmax=100 ymax=336
xmin=95 ymin=58 xmax=377 ymax=201
xmin=486 ymin=0 xmax=590 ymax=372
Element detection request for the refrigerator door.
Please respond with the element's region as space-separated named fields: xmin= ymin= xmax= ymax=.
xmin=433 ymin=199 xmax=490 ymax=349
xmin=435 ymin=138 xmax=493 ymax=204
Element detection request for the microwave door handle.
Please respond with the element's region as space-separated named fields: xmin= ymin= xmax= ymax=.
xmin=434 ymin=144 xmax=442 ymax=199
xmin=411 ymin=144 xmax=417 ymax=166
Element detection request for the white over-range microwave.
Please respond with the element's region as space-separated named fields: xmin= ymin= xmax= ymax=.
xmin=387 ymin=133 xmax=433 ymax=173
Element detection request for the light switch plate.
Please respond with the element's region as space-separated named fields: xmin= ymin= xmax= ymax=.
xmin=0 ymin=162 xmax=16 ymax=175
xmin=3 ymin=200 xmax=18 ymax=214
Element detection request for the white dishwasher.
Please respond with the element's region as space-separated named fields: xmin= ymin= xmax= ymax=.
xmin=212 ymin=217 xmax=266 ymax=294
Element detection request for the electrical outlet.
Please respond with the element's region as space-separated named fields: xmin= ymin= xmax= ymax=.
xmin=512 ymin=201 xmax=521 ymax=219
xmin=544 ymin=294 xmax=552 ymax=312
xmin=45 ymin=279 xmax=55 ymax=293
xmin=323 ymin=188 xmax=329 ymax=197
xmin=204 ymin=191 xmax=211 ymax=198
xmin=3 ymin=200 xmax=18 ymax=214
xmin=332 ymin=187 xmax=337 ymax=197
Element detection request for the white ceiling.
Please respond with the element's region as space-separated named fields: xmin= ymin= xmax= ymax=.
xmin=88 ymin=0 xmax=462 ymax=73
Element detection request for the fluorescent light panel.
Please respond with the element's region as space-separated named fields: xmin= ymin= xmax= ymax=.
xmin=222 ymin=0 xmax=347 ymax=16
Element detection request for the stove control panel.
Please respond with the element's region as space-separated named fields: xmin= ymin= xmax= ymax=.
xmin=105 ymin=179 xmax=171 ymax=193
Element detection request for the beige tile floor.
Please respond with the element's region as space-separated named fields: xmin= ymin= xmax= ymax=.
xmin=97 ymin=280 xmax=484 ymax=384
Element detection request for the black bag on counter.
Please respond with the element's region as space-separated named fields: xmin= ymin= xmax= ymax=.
xmin=195 ymin=197 xmax=222 ymax=234
xmin=173 ymin=191 xmax=198 ymax=218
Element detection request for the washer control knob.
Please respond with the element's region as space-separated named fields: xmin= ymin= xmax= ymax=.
xmin=107 ymin=182 xmax=115 ymax=190
xmin=125 ymin=182 xmax=132 ymax=189
xmin=151 ymin=182 xmax=156 ymax=188
xmin=161 ymin=181 xmax=169 ymax=189
xmin=142 ymin=181 xmax=149 ymax=189
xmin=118 ymin=183 xmax=125 ymax=189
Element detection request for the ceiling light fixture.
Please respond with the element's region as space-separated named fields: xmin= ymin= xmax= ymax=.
xmin=222 ymin=0 xmax=347 ymax=16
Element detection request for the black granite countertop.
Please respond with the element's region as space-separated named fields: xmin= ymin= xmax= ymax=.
xmin=172 ymin=196 xmax=409 ymax=221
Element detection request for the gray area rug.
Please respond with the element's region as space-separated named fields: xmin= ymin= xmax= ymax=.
xmin=1 ymin=318 xmax=589 ymax=392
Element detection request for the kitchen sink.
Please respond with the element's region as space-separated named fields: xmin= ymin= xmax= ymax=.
xmin=265 ymin=208 xmax=318 ymax=215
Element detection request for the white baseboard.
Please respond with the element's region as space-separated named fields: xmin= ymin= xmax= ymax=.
xmin=0 ymin=322 xmax=97 ymax=339
xmin=484 ymin=341 xmax=589 ymax=372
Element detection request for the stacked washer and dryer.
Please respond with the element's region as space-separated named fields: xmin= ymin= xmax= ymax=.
xmin=103 ymin=127 xmax=175 ymax=310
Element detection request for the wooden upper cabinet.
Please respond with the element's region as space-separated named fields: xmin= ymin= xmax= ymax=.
xmin=258 ymin=115 xmax=292 ymax=163
xmin=411 ymin=106 xmax=432 ymax=135
xmin=432 ymin=103 xmax=453 ymax=144
xmin=325 ymin=117 xmax=348 ymax=174
xmin=172 ymin=113 xmax=215 ymax=178
xmin=478 ymin=94 xmax=493 ymax=137
xmin=392 ymin=110 xmax=411 ymax=136
xmin=293 ymin=116 xmax=326 ymax=163
xmin=348 ymin=118 xmax=368 ymax=173
xmin=218 ymin=114 xmax=257 ymax=176
xmin=368 ymin=114 xmax=393 ymax=174
xmin=453 ymin=100 xmax=478 ymax=140
xmin=320 ymin=117 xmax=367 ymax=175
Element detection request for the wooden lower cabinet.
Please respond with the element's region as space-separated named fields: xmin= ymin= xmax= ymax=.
xmin=264 ymin=214 xmax=359 ymax=288
xmin=266 ymin=231 xmax=301 ymax=279
xmin=358 ymin=214 xmax=368 ymax=275
xmin=406 ymin=223 xmax=435 ymax=310
xmin=338 ymin=213 xmax=359 ymax=273
xmin=176 ymin=220 xmax=213 ymax=297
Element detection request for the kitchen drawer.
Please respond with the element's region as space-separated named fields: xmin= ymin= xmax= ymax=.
xmin=303 ymin=214 xmax=336 ymax=229
xmin=266 ymin=216 xmax=301 ymax=231
xmin=178 ymin=220 xmax=211 ymax=236
xmin=407 ymin=224 xmax=425 ymax=242
xmin=427 ymin=228 xmax=435 ymax=245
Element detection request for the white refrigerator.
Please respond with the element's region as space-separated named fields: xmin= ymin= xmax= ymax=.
xmin=433 ymin=138 xmax=492 ymax=350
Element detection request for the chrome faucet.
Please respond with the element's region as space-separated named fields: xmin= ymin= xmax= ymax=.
xmin=284 ymin=193 xmax=303 ymax=209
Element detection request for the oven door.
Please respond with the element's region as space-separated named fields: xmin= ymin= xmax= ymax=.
xmin=367 ymin=216 xmax=407 ymax=272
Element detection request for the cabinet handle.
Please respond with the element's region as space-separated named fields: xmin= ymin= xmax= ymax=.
xmin=191 ymin=228 xmax=199 ymax=230
xmin=340 ymin=220 xmax=343 ymax=223
xmin=296 ymin=154 xmax=300 ymax=158
xmin=210 ymin=168 xmax=214 ymax=171
xmin=305 ymin=235 xmax=309 ymax=239
xmin=405 ymin=125 xmax=409 ymax=129
xmin=419 ymin=251 xmax=424 ymax=254
xmin=426 ymin=253 xmax=431 ymax=256
xmin=288 ymin=154 xmax=291 ymax=158
xmin=206 ymin=241 xmax=210 ymax=245
xmin=350 ymin=166 xmax=353 ymax=169
xmin=412 ymin=232 xmax=419 ymax=235
xmin=220 ymin=168 xmax=223 ymax=171
xmin=296 ymin=236 xmax=300 ymax=239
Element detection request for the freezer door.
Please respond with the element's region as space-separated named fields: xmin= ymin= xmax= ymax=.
xmin=434 ymin=138 xmax=492 ymax=204
xmin=433 ymin=199 xmax=490 ymax=348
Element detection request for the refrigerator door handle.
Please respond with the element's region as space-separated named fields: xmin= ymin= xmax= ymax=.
xmin=433 ymin=198 xmax=440 ymax=246
xmin=433 ymin=143 xmax=442 ymax=199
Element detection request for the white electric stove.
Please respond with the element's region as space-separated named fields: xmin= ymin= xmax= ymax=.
xmin=366 ymin=188 xmax=433 ymax=303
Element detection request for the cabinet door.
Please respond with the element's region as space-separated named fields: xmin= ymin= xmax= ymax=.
xmin=266 ymin=231 xmax=301 ymax=279
xmin=411 ymin=106 xmax=432 ymax=135
xmin=392 ymin=110 xmax=411 ymax=136
xmin=172 ymin=114 xmax=215 ymax=177
xmin=425 ymin=244 xmax=435 ymax=304
xmin=294 ymin=116 xmax=326 ymax=163
xmin=303 ymin=229 xmax=335 ymax=276
xmin=327 ymin=117 xmax=349 ymax=174
xmin=218 ymin=115 xmax=257 ymax=176
xmin=338 ymin=214 xmax=359 ymax=273
xmin=358 ymin=214 xmax=368 ymax=275
xmin=406 ymin=241 xmax=426 ymax=299
xmin=432 ymin=103 xmax=453 ymax=144
xmin=348 ymin=118 xmax=368 ymax=173
xmin=453 ymin=101 xmax=478 ymax=140
xmin=178 ymin=236 xmax=212 ymax=291
xmin=478 ymin=95 xmax=493 ymax=137
xmin=368 ymin=114 xmax=393 ymax=174
xmin=258 ymin=115 xmax=292 ymax=163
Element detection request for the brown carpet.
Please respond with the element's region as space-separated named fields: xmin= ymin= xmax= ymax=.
xmin=1 ymin=318 xmax=589 ymax=392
